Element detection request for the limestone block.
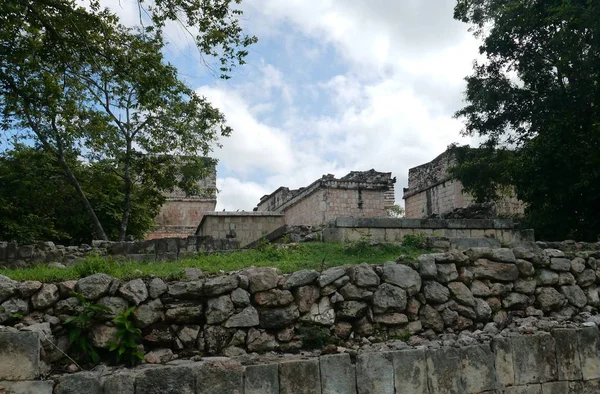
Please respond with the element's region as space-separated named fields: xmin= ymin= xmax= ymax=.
xmin=104 ymin=371 xmax=136 ymax=394
xmin=245 ymin=364 xmax=279 ymax=394
xmin=391 ymin=348 xmax=428 ymax=394
xmin=541 ymin=381 xmax=569 ymax=394
xmin=0 ymin=380 xmax=54 ymax=394
xmin=426 ymin=347 xmax=463 ymax=394
xmin=0 ymin=331 xmax=40 ymax=380
xmin=279 ymin=359 xmax=321 ymax=394
xmin=320 ymin=354 xmax=356 ymax=394
xmin=460 ymin=345 xmax=496 ymax=393
xmin=504 ymin=384 xmax=542 ymax=394
xmin=55 ymin=372 xmax=102 ymax=394
xmin=356 ymin=352 xmax=394 ymax=394
xmin=196 ymin=359 xmax=244 ymax=394
xmin=568 ymin=379 xmax=600 ymax=393
xmin=135 ymin=365 xmax=196 ymax=394
xmin=551 ymin=329 xmax=582 ymax=381
xmin=578 ymin=326 xmax=600 ymax=380
xmin=511 ymin=333 xmax=557 ymax=385
xmin=491 ymin=337 xmax=515 ymax=388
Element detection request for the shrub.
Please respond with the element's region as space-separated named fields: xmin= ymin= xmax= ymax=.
xmin=298 ymin=324 xmax=333 ymax=349
xmin=402 ymin=233 xmax=428 ymax=249
xmin=108 ymin=307 xmax=144 ymax=366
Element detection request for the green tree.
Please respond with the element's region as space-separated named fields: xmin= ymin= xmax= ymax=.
xmin=0 ymin=146 xmax=163 ymax=244
xmin=1 ymin=1 xmax=253 ymax=240
xmin=453 ymin=0 xmax=600 ymax=241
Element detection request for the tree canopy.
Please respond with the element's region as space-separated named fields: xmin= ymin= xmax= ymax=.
xmin=453 ymin=0 xmax=600 ymax=241
xmin=0 ymin=0 xmax=255 ymax=241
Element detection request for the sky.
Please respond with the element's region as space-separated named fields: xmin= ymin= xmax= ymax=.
xmin=97 ymin=0 xmax=481 ymax=211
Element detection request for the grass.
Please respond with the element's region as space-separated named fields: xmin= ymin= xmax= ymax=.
xmin=0 ymin=242 xmax=430 ymax=282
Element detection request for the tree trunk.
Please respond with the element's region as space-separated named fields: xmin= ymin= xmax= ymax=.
xmin=58 ymin=155 xmax=108 ymax=241
xmin=118 ymin=142 xmax=132 ymax=241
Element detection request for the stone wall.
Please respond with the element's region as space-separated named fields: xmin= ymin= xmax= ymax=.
xmin=403 ymin=149 xmax=524 ymax=218
xmin=0 ymin=237 xmax=239 ymax=269
xmin=195 ymin=212 xmax=286 ymax=247
xmin=3 ymin=326 xmax=600 ymax=393
xmin=149 ymin=200 xmax=217 ymax=239
xmin=2 ymin=245 xmax=600 ymax=372
xmin=323 ymin=216 xmax=534 ymax=245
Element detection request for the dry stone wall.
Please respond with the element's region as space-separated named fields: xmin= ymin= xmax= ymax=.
xmin=0 ymin=236 xmax=239 ymax=269
xmin=1 ymin=246 xmax=600 ymax=365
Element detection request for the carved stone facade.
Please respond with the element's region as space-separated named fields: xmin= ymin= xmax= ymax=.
xmin=255 ymin=170 xmax=396 ymax=226
xmin=146 ymin=164 xmax=217 ymax=240
xmin=403 ymin=150 xmax=524 ymax=218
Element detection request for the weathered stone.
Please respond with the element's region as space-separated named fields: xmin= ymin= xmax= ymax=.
xmin=390 ymin=349 xmax=427 ymax=393
xmin=466 ymin=247 xmax=516 ymax=263
xmin=420 ymin=304 xmax=444 ymax=332
xmin=196 ymin=359 xmax=244 ymax=394
xmin=254 ymin=289 xmax=294 ymax=307
xmin=561 ymin=285 xmax=587 ymax=308
xmin=516 ymin=259 xmax=535 ymax=277
xmin=18 ymin=281 xmax=42 ymax=297
xmin=318 ymin=267 xmax=347 ymax=287
xmin=337 ymin=301 xmax=368 ymax=319
xmin=334 ymin=322 xmax=353 ymax=339
xmin=0 ymin=298 xmax=29 ymax=323
xmin=473 ymin=259 xmax=519 ymax=282
xmin=551 ymin=329 xmax=582 ymax=381
xmin=427 ymin=347 xmax=463 ymax=393
xmin=0 ymin=332 xmax=40 ymax=380
xmin=333 ymin=275 xmax=350 ymax=287
xmin=417 ymin=254 xmax=437 ymax=279
xmin=372 ymin=283 xmax=407 ymax=314
xmin=55 ymin=372 xmax=102 ymax=394
xmin=490 ymin=282 xmax=514 ymax=296
xmin=75 ymin=274 xmax=112 ymax=300
xmin=225 ymin=306 xmax=259 ymax=328
xmin=491 ymin=337 xmax=514 ymax=388
xmin=31 ymin=284 xmax=59 ymax=310
xmin=96 ymin=296 xmax=129 ymax=319
xmin=245 ymin=364 xmax=279 ymax=394
xmin=0 ymin=380 xmax=54 ymax=394
xmin=536 ymin=269 xmax=559 ymax=286
xmin=382 ymin=262 xmax=421 ymax=295
xmin=471 ymin=280 xmax=492 ymax=297
xmin=135 ymin=365 xmax=195 ymax=394
xmin=258 ymin=305 xmax=299 ymax=328
xmin=57 ymin=280 xmax=76 ymax=297
xmin=578 ymin=326 xmax=600 ymax=380
xmin=54 ymin=297 xmax=82 ymax=315
xmin=474 ymin=298 xmax=492 ymax=321
xmin=339 ymin=283 xmax=369 ymax=301
xmin=104 ymin=371 xmax=136 ymax=394
xmin=320 ymin=353 xmax=356 ymax=394
xmin=457 ymin=266 xmax=473 ymax=285
xmin=351 ymin=264 xmax=380 ymax=287
xmin=441 ymin=307 xmax=458 ymax=326
xmin=293 ymin=285 xmax=319 ymax=313
xmin=133 ymin=298 xmax=163 ymax=327
xmin=167 ymin=280 xmax=203 ymax=298
xmin=90 ymin=324 xmax=117 ymax=348
xmin=406 ymin=297 xmax=421 ymax=316
xmin=283 ymin=269 xmax=319 ymax=289
xmin=247 ymin=328 xmax=278 ymax=352
xmin=356 ymin=352 xmax=394 ymax=394
xmin=550 ymin=257 xmax=571 ymax=272
xmin=230 ymin=287 xmax=250 ymax=307
xmin=0 ymin=275 xmax=17 ymax=303
xmin=571 ymin=257 xmax=586 ymax=274
xmin=300 ymin=297 xmax=335 ymax=326
xmin=536 ymin=287 xmax=566 ymax=312
xmin=176 ymin=325 xmax=200 ymax=348
xmin=206 ymin=295 xmax=234 ymax=324
xmin=502 ymin=292 xmax=530 ymax=309
xmin=558 ymin=272 xmax=576 ymax=285
xmin=117 ymin=279 xmax=147 ymax=305
xmin=204 ymin=325 xmax=234 ymax=355
xmin=279 ymin=359 xmax=321 ymax=394
xmin=460 ymin=345 xmax=495 ymax=393
xmin=246 ymin=268 xmax=279 ymax=293
xmin=578 ymin=269 xmax=597 ymax=287
xmin=448 ymin=281 xmax=475 ymax=307
xmin=148 ymin=278 xmax=167 ymax=299
xmin=423 ymin=281 xmax=449 ymax=303
xmin=436 ymin=263 xmax=459 ymax=283
xmin=372 ymin=312 xmax=408 ymax=326
xmin=354 ymin=317 xmax=374 ymax=337
xmin=203 ymin=275 xmax=239 ymax=296
xmin=514 ymin=278 xmax=537 ymax=294
xmin=511 ymin=333 xmax=557 ymax=384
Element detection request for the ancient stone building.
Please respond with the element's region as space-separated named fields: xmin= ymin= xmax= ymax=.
xmin=255 ymin=170 xmax=396 ymax=226
xmin=146 ymin=164 xmax=217 ymax=239
xmin=403 ymin=149 xmax=524 ymax=218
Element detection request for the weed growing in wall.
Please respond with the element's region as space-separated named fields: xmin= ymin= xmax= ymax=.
xmin=402 ymin=233 xmax=428 ymax=249
xmin=298 ymin=324 xmax=334 ymax=349
xmin=108 ymin=307 xmax=144 ymax=366
xmin=64 ymin=294 xmax=110 ymax=365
